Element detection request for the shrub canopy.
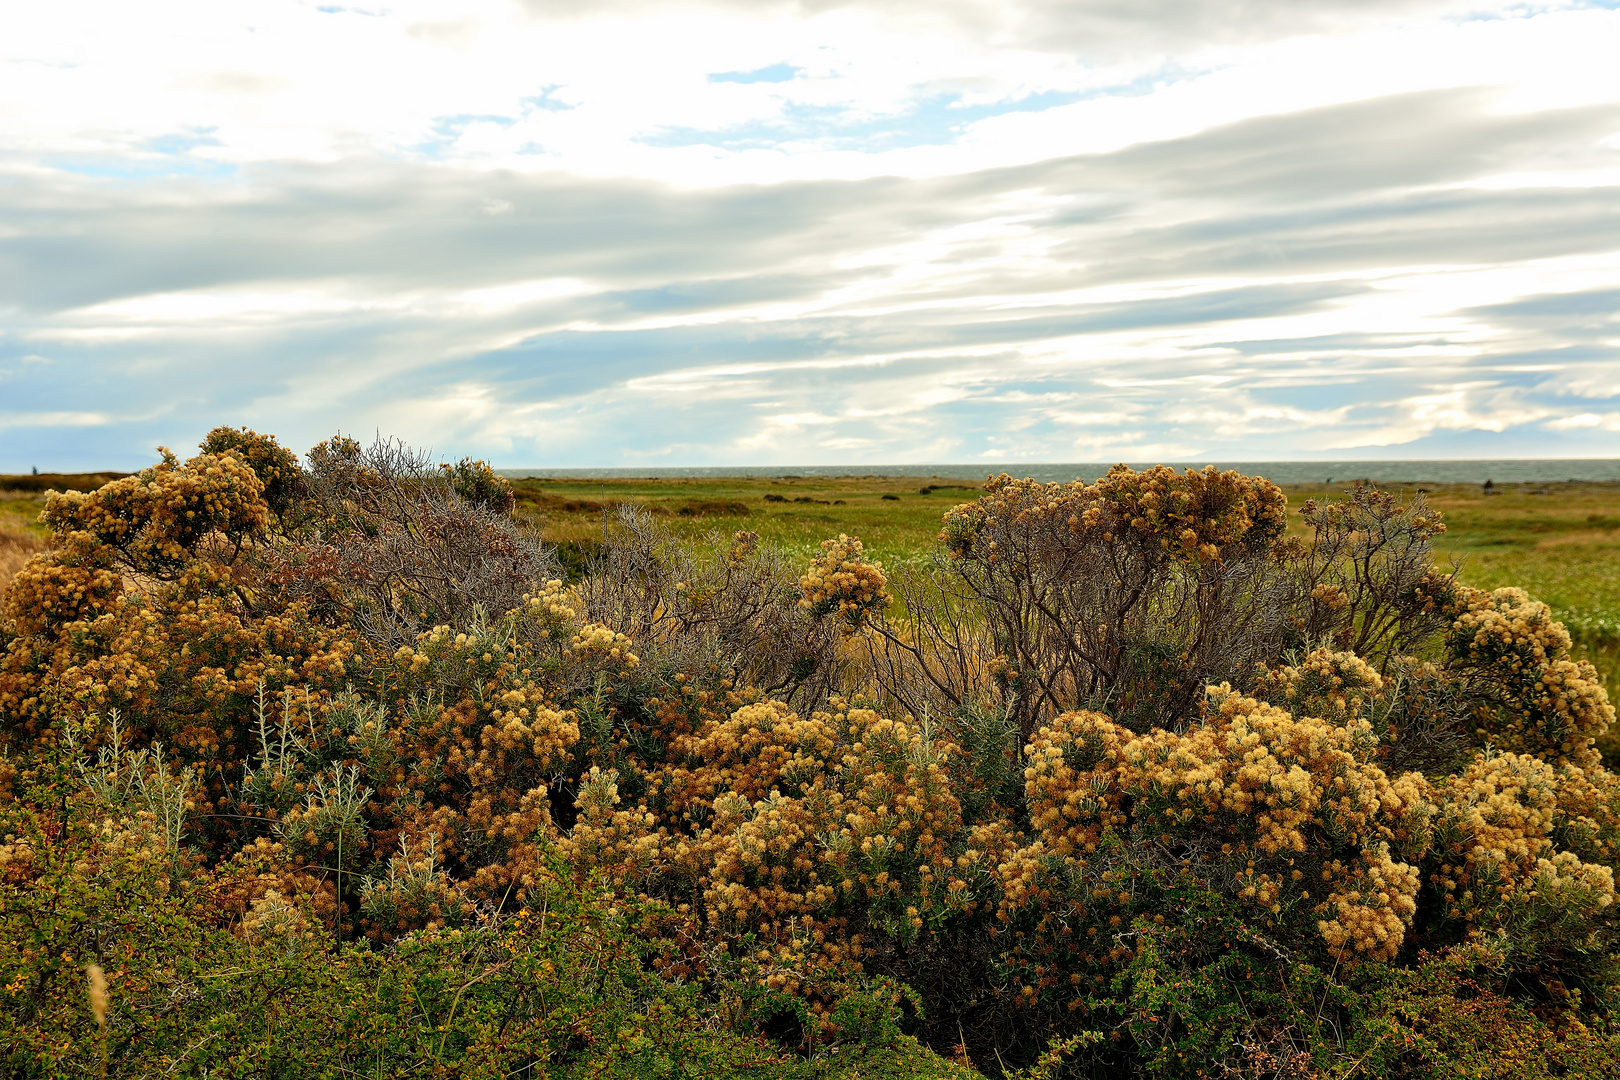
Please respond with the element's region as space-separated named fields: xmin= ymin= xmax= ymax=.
xmin=3 ymin=435 xmax=1619 ymax=1078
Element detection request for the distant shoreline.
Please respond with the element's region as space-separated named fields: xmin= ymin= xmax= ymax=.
xmin=499 ymin=460 xmax=1620 ymax=485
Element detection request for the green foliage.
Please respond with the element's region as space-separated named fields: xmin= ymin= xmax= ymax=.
xmin=0 ymin=759 xmax=966 ymax=1079
xmin=1349 ymin=948 xmax=1620 ymax=1079
xmin=441 ymin=457 xmax=517 ymax=516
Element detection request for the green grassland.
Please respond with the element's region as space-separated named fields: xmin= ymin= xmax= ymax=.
xmin=504 ymin=473 xmax=1620 ymax=603
xmin=10 ymin=469 xmax=1620 ymax=682
xmin=11 ymin=469 xmax=1620 ymax=612
xmin=11 ymin=468 xmax=1620 ymax=598
xmin=504 ymin=473 xmax=985 ymax=571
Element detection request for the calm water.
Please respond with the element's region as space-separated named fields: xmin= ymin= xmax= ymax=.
xmin=500 ymin=460 xmax=1620 ymax=485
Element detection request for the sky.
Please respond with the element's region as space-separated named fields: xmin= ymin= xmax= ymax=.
xmin=2 ymin=1 xmax=1619 ymax=471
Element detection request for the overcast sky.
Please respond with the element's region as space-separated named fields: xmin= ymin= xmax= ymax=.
xmin=2 ymin=1 xmax=1618 ymax=470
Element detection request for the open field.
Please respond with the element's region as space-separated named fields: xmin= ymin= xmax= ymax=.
xmin=506 ymin=474 xmax=1620 ymax=608
xmin=512 ymin=474 xmax=1620 ymax=716
xmin=9 ymin=469 xmax=1620 ymax=682
xmin=505 ymin=472 xmax=986 ymax=572
xmin=10 ymin=470 xmax=1620 ymax=613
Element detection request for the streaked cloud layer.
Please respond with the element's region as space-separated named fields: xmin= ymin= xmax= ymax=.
xmin=2 ymin=1 xmax=1618 ymax=469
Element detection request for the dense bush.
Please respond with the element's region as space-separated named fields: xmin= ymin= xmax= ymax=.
xmin=3 ymin=433 xmax=1619 ymax=1077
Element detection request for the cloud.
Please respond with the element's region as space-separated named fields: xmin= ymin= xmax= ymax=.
xmin=1 ymin=2 xmax=1618 ymax=469
xmin=0 ymin=411 xmax=111 ymax=427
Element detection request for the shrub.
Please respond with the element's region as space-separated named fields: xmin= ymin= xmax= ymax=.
xmin=3 ymin=437 xmax=1618 ymax=1077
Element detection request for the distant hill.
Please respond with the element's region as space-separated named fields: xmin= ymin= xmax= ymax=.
xmin=0 ymin=472 xmax=132 ymax=492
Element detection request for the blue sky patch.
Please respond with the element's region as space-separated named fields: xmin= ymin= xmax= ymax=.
xmin=709 ymin=63 xmax=799 ymax=84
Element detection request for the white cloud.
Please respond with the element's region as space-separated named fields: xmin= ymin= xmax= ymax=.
xmin=2 ymin=1 xmax=1619 ymax=469
xmin=0 ymin=411 xmax=111 ymax=427
xmin=1549 ymin=412 xmax=1620 ymax=431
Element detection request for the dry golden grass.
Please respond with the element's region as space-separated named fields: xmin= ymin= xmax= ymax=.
xmin=0 ymin=513 xmax=47 ymax=596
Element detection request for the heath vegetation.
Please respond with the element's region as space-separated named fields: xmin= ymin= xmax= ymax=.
xmin=3 ymin=429 xmax=1619 ymax=1078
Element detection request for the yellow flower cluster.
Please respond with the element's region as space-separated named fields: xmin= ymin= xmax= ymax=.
xmin=1254 ymin=647 xmax=1384 ymax=725
xmin=0 ymin=533 xmax=122 ymax=638
xmin=1431 ymin=750 xmax=1615 ymax=923
xmin=70 ymin=816 xmax=179 ymax=890
xmin=0 ymin=833 xmax=34 ymax=874
xmin=566 ymin=622 xmax=641 ymax=675
xmin=799 ymin=534 xmax=891 ymax=627
xmin=240 ymin=889 xmax=317 ymax=948
xmin=352 ymin=612 xmax=588 ymax=912
xmin=1315 ymin=845 xmax=1421 ymax=961
xmin=0 ymin=443 xmax=355 ymax=758
xmin=1309 ymin=582 xmax=1352 ymax=612
xmin=1094 ymin=463 xmax=1288 ymax=561
xmin=42 ymin=450 xmax=269 ymax=576
xmin=558 ymin=766 xmax=667 ymax=887
xmin=1011 ymin=672 xmax=1434 ymax=961
xmin=941 ymin=465 xmax=1288 ymax=567
xmin=1448 ymin=587 xmax=1615 ymax=766
xmin=560 ymin=700 xmax=982 ymax=1001
xmin=522 ymin=580 xmax=577 ymax=641
xmin=660 ymin=699 xmax=837 ymax=805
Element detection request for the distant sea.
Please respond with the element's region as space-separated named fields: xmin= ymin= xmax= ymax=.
xmin=500 ymin=460 xmax=1620 ymax=486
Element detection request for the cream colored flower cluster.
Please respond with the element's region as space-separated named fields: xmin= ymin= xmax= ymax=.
xmin=557 ymin=765 xmax=672 ymax=892
xmin=1010 ymin=673 xmax=1435 ymax=961
xmin=1 ymin=444 xmax=354 ymax=754
xmin=799 ymin=534 xmax=891 ymax=626
xmin=560 ymin=699 xmax=982 ymax=998
xmin=1315 ymin=845 xmax=1421 ymax=961
xmin=0 ymin=833 xmax=34 ymax=873
xmin=1021 ymin=709 xmax=1127 ymax=859
xmin=373 ymin=612 xmax=597 ymax=912
xmin=0 ymin=533 xmax=122 ymax=639
xmin=42 ymin=451 xmax=269 ymax=575
xmin=1448 ymin=587 xmax=1615 ymax=766
xmin=660 ymin=699 xmax=838 ymax=805
xmin=475 ymin=687 xmax=577 ymax=781
xmin=1546 ymin=760 xmax=1620 ymax=869
xmin=1431 ymin=751 xmax=1615 ymax=925
xmin=1094 ymin=463 xmax=1288 ymax=561
xmin=240 ymin=889 xmax=316 ymax=948
xmin=522 ymin=580 xmax=578 ymax=641
xmin=404 ymin=664 xmax=574 ymax=773
xmin=567 ymin=622 xmax=641 ymax=675
xmin=5 ymin=585 xmax=351 ymax=761
xmin=1309 ymin=582 xmax=1352 ymax=612
xmin=1452 ymin=587 xmax=1572 ymax=668
xmin=1255 ymin=647 xmax=1384 ymax=726
xmin=938 ymin=464 xmax=1287 ymax=569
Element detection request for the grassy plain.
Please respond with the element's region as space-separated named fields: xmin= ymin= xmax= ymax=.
xmin=507 ymin=473 xmax=1620 ymax=704
xmin=8 ymin=469 xmax=1620 ymax=690
xmin=503 ymin=473 xmax=1620 ymax=600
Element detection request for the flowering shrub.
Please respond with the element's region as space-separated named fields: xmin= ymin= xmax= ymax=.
xmin=1445 ymin=586 xmax=1615 ymax=767
xmin=439 ymin=455 xmax=516 ymax=514
xmin=559 ymin=699 xmax=985 ymax=1014
xmin=3 ymin=438 xmax=1619 ymax=1077
xmin=1005 ymin=666 xmax=1433 ymax=969
xmin=801 ymin=534 xmax=892 ymax=627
